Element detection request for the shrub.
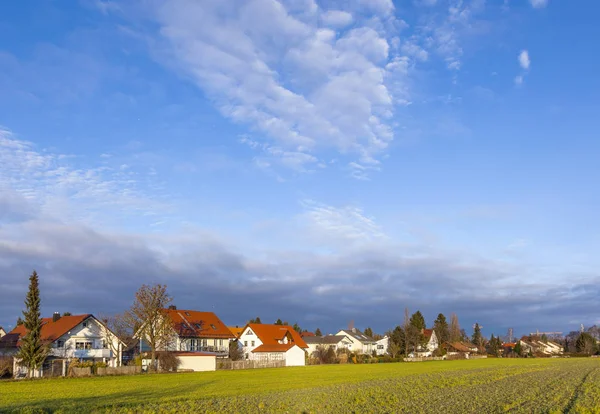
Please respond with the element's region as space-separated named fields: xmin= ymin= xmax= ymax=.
xmin=157 ymin=352 xmax=181 ymax=372
xmin=0 ymin=356 xmax=13 ymax=378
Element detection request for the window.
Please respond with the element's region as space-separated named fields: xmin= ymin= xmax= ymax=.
xmin=251 ymin=341 xmax=255 ymax=346
xmin=194 ymin=323 xmax=202 ymax=329
xmin=210 ymin=324 xmax=217 ymax=330
xmin=190 ymin=339 xmax=198 ymax=351
xmin=218 ymin=339 xmax=223 ymax=347
xmin=82 ymin=321 xmax=88 ymax=328
xmin=75 ymin=341 xmax=92 ymax=350
xmin=377 ymin=345 xmax=384 ymax=350
xmin=244 ymin=341 xmax=248 ymax=346
xmin=103 ymin=340 xmax=108 ymax=349
xmin=247 ymin=330 xmax=253 ymax=335
xmin=56 ymin=340 xmax=65 ymax=348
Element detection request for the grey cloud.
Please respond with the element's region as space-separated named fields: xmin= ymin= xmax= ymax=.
xmin=1 ymin=215 xmax=597 ymax=337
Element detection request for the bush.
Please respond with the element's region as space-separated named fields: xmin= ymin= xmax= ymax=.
xmin=157 ymin=352 xmax=181 ymax=372
xmin=0 ymin=356 xmax=13 ymax=378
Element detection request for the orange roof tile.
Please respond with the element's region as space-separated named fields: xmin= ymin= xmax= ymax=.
xmin=245 ymin=323 xmax=308 ymax=349
xmin=253 ymin=343 xmax=296 ymax=353
xmin=227 ymin=326 xmax=244 ymax=338
xmin=423 ymin=329 xmax=434 ymax=338
xmin=10 ymin=314 xmax=91 ymax=344
xmin=164 ymin=309 xmax=234 ymax=339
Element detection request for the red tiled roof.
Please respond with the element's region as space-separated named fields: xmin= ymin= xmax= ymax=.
xmin=503 ymin=343 xmax=516 ymax=348
xmin=253 ymin=343 xmax=296 ymax=353
xmin=9 ymin=314 xmax=92 ymax=344
xmin=423 ymin=329 xmax=434 ymax=338
xmin=245 ymin=323 xmax=308 ymax=349
xmin=165 ymin=309 xmax=235 ymax=339
xmin=227 ymin=326 xmax=244 ymax=338
xmin=301 ymin=331 xmax=315 ymax=337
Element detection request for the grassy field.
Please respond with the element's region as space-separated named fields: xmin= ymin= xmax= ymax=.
xmin=1 ymin=358 xmax=599 ymax=413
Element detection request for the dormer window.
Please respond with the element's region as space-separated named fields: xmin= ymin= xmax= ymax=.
xmin=210 ymin=324 xmax=217 ymax=330
xmin=194 ymin=323 xmax=202 ymax=329
xmin=185 ymin=312 xmax=191 ymax=316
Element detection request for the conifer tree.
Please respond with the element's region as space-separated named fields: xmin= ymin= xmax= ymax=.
xmin=17 ymin=271 xmax=48 ymax=377
xmin=472 ymin=323 xmax=483 ymax=346
xmin=315 ymin=328 xmax=322 ymax=336
xmin=433 ymin=313 xmax=450 ymax=344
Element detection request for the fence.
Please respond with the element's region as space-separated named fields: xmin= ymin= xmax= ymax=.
xmin=403 ymin=357 xmax=446 ymax=362
xmin=217 ymin=360 xmax=285 ymax=370
xmin=70 ymin=367 xmax=92 ymax=377
xmin=97 ymin=366 xmax=142 ymax=376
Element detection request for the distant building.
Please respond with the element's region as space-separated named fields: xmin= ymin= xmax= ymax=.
xmin=239 ymin=323 xmax=308 ymax=366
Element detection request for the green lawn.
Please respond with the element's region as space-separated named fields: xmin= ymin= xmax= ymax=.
xmin=1 ymin=358 xmax=599 ymax=413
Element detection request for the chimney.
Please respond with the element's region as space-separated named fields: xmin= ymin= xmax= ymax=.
xmin=168 ymin=305 xmax=177 ymax=310
xmin=52 ymin=312 xmax=61 ymax=322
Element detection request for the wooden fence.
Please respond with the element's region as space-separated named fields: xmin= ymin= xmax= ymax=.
xmin=97 ymin=366 xmax=142 ymax=376
xmin=403 ymin=356 xmax=446 ymax=362
xmin=217 ymin=360 xmax=285 ymax=370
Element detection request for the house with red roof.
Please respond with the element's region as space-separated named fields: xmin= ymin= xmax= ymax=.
xmin=409 ymin=329 xmax=440 ymax=357
xmin=140 ymin=307 xmax=235 ymax=357
xmin=238 ymin=323 xmax=308 ymax=366
xmin=0 ymin=313 xmax=124 ymax=377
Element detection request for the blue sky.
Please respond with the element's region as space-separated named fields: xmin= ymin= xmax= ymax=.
xmin=1 ymin=0 xmax=599 ymax=338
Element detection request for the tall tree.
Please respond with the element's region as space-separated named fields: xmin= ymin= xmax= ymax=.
xmin=292 ymin=323 xmax=302 ymax=333
xmin=315 ymin=328 xmax=322 ymax=336
xmin=364 ymin=327 xmax=374 ymax=338
xmin=15 ymin=316 xmax=24 ymax=326
xmin=98 ymin=314 xmax=127 ymax=367
xmin=403 ymin=308 xmax=411 ymax=355
xmin=575 ymin=332 xmax=597 ymax=355
xmin=389 ymin=326 xmax=405 ymax=357
xmin=433 ymin=313 xmax=450 ymax=345
xmin=449 ymin=313 xmax=461 ymax=343
xmin=274 ymin=319 xmax=283 ymax=325
xmin=125 ymin=284 xmax=174 ymax=371
xmin=472 ymin=323 xmax=483 ymax=346
xmin=17 ymin=271 xmax=48 ymax=377
xmin=249 ymin=317 xmax=262 ymax=324
xmin=409 ymin=311 xmax=426 ymax=331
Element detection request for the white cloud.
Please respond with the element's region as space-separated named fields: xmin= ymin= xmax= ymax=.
xmin=519 ymin=50 xmax=530 ymax=70
xmin=321 ymin=10 xmax=353 ymax=28
xmin=299 ymin=199 xmax=386 ymax=243
xmin=529 ymin=0 xmax=548 ymax=8
xmin=0 ymin=127 xmax=169 ymax=227
xmin=514 ymin=75 xmax=523 ymax=86
xmin=140 ymin=0 xmax=402 ymax=179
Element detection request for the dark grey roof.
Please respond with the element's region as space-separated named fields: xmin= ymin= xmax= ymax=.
xmin=339 ymin=329 xmax=376 ymax=344
xmin=304 ymin=335 xmax=349 ymax=345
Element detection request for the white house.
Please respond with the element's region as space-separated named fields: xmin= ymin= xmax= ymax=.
xmin=375 ymin=336 xmax=389 ymax=356
xmin=303 ymin=334 xmax=353 ymax=356
xmin=410 ymin=329 xmax=439 ymax=357
xmin=139 ymin=307 xmax=235 ymax=358
xmin=2 ymin=313 xmax=124 ymax=377
xmin=0 ymin=327 xmax=6 ymax=338
xmin=335 ymin=329 xmax=377 ymax=355
xmin=239 ymin=323 xmax=308 ymax=366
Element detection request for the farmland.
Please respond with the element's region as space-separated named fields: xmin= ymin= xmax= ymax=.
xmin=1 ymin=359 xmax=599 ymax=413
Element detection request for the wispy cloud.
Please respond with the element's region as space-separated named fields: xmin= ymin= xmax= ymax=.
xmin=0 ymin=127 xmax=171 ymax=227
xmin=529 ymin=0 xmax=549 ymax=9
xmin=519 ymin=50 xmax=531 ymax=70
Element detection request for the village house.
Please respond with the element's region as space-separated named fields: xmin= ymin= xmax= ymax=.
xmin=409 ymin=329 xmax=439 ymax=357
xmin=0 ymin=313 xmax=123 ymax=377
xmin=0 ymin=326 xmax=5 ymax=338
xmin=303 ymin=334 xmax=353 ymax=356
xmin=375 ymin=336 xmax=389 ymax=356
xmin=335 ymin=328 xmax=377 ymax=355
xmin=444 ymin=342 xmax=475 ymax=358
xmin=239 ymin=323 xmax=308 ymax=366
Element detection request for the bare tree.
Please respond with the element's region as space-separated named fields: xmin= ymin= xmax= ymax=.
xmin=97 ymin=314 xmax=127 ymax=367
xmin=450 ymin=313 xmax=461 ymax=343
xmin=124 ymin=284 xmax=175 ymax=371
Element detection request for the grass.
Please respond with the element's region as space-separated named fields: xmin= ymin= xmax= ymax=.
xmin=1 ymin=358 xmax=599 ymax=413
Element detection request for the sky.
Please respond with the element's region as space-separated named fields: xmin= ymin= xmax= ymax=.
xmin=1 ymin=0 xmax=599 ymax=338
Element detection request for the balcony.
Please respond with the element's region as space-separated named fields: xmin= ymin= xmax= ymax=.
xmin=184 ymin=345 xmax=229 ymax=354
xmin=73 ymin=349 xmax=113 ymax=359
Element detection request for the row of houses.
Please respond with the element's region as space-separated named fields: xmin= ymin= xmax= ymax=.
xmin=0 ymin=307 xmax=392 ymax=377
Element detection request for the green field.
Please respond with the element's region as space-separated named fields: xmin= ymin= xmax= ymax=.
xmin=1 ymin=359 xmax=599 ymax=413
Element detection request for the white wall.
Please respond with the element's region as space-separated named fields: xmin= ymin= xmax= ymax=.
xmin=239 ymin=327 xmax=263 ymax=357
xmin=178 ymin=355 xmax=216 ymax=372
xmin=285 ymin=345 xmax=306 ymax=366
xmin=376 ymin=337 xmax=389 ymax=355
xmin=50 ymin=317 xmax=122 ymax=367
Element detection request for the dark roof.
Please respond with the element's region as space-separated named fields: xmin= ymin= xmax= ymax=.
xmin=304 ymin=335 xmax=348 ymax=345
xmin=339 ymin=329 xmax=376 ymax=344
xmin=0 ymin=333 xmax=20 ymax=349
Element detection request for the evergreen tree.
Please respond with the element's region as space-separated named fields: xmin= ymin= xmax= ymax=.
xmin=433 ymin=313 xmax=450 ymax=344
xmin=364 ymin=327 xmax=374 ymax=338
xmin=409 ymin=311 xmax=426 ymax=331
xmin=16 ymin=316 xmax=24 ymax=326
xmin=62 ymin=312 xmax=72 ymax=317
xmin=249 ymin=317 xmax=262 ymax=324
xmin=292 ymin=322 xmax=302 ymax=333
xmin=275 ymin=319 xmax=283 ymax=325
xmin=17 ymin=271 xmax=48 ymax=377
xmin=513 ymin=342 xmax=522 ymax=357
xmin=472 ymin=323 xmax=483 ymax=346
xmin=489 ymin=334 xmax=499 ymax=356
xmin=541 ymin=333 xmax=548 ymax=342
xmin=315 ymin=328 xmax=322 ymax=336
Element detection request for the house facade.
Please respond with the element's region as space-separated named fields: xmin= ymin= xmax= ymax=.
xmin=239 ymin=323 xmax=308 ymax=366
xmin=303 ymin=334 xmax=353 ymax=356
xmin=1 ymin=313 xmax=123 ymax=377
xmin=141 ymin=308 xmax=235 ymax=357
xmin=409 ymin=329 xmax=440 ymax=357
xmin=335 ymin=329 xmax=377 ymax=355
xmin=0 ymin=327 xmax=6 ymax=338
xmin=375 ymin=336 xmax=389 ymax=356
